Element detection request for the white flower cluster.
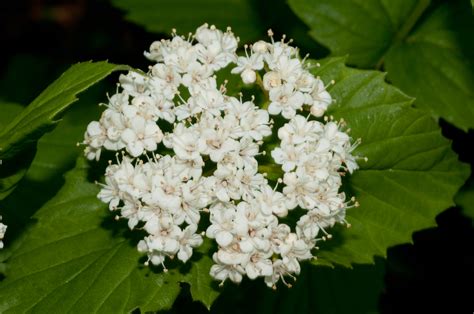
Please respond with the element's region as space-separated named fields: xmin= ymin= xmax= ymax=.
xmin=0 ymin=216 xmax=6 ymax=249
xmin=83 ymin=24 xmax=360 ymax=288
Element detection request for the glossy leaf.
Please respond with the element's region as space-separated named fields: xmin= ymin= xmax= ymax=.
xmin=311 ymin=57 xmax=469 ymax=266
xmin=0 ymin=84 xmax=107 ymax=247
xmin=0 ymin=61 xmax=128 ymax=203
xmin=0 ymin=61 xmax=129 ymax=161
xmin=289 ymin=0 xmax=474 ymax=131
xmin=0 ymin=102 xmax=26 ymax=200
xmin=384 ymin=1 xmax=474 ymax=131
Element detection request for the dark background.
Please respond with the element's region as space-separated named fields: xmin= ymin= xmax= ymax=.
xmin=0 ymin=0 xmax=473 ymax=313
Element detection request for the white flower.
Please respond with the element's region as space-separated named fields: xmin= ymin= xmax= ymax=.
xmin=120 ymin=198 xmax=142 ymax=229
xmin=278 ymin=115 xmax=322 ymax=145
xmin=237 ymin=138 xmax=260 ymax=169
xmin=251 ymin=185 xmax=287 ymax=217
xmin=121 ymin=116 xmax=163 ymax=157
xmin=98 ymin=174 xmax=121 ymax=210
xmin=216 ymin=246 xmax=249 ymax=265
xmin=195 ymin=24 xmax=222 ymax=46
xmin=271 ymin=144 xmax=302 ymax=172
xmin=236 ymin=109 xmax=272 ymax=141
xmin=83 ymin=121 xmax=106 ymax=160
xmin=143 ymin=172 xmax=182 ymax=212
xmin=119 ymin=72 xmax=150 ymax=96
xmin=181 ymin=61 xmax=212 ymax=87
xmin=296 ymin=71 xmax=316 ymax=93
xmin=210 ymin=253 xmax=245 ymax=284
xmin=279 ymin=233 xmax=312 ymax=274
xmin=263 ymin=71 xmax=282 ymax=90
xmin=86 ymin=25 xmax=359 ymax=288
xmin=200 ymin=127 xmax=239 ymax=163
xmin=310 ymin=79 xmax=332 ymax=117
xmin=195 ymin=27 xmax=235 ymax=71
xmin=282 ymin=172 xmax=318 ymax=210
xmin=206 ymin=203 xmax=238 ymax=246
xmin=236 ymin=166 xmax=267 ymax=200
xmin=154 ymin=96 xmax=175 ymax=123
xmin=274 ymin=55 xmax=302 ymax=83
xmin=144 ymin=40 xmax=165 ymax=62
xmin=212 ymin=167 xmax=242 ymax=202
xmin=231 ymin=53 xmax=264 ymax=84
xmin=244 ymin=251 xmax=273 ymax=279
xmin=177 ymin=82 xmax=225 ymax=119
xmin=162 ymin=37 xmax=197 ymax=73
xmin=143 ymin=224 xmax=181 ymax=256
xmin=296 ymin=214 xmax=320 ymax=241
xmin=150 ymin=63 xmax=181 ymax=99
xmin=165 ymin=123 xmax=205 ymax=160
xmin=268 ymin=84 xmax=305 ymax=119
xmin=177 ymin=224 xmax=203 ymax=262
xmin=264 ymin=259 xmax=286 ymax=288
xmin=252 ymin=40 xmax=270 ymax=54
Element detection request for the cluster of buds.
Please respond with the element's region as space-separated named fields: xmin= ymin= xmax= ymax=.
xmin=83 ymin=24 xmax=360 ymax=288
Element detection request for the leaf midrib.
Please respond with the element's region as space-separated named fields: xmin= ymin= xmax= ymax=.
xmin=375 ymin=0 xmax=431 ymax=69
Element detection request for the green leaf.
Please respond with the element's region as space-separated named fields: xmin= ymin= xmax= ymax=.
xmin=0 ymin=102 xmax=24 ymax=127
xmin=0 ymin=158 xmax=218 ymax=312
xmin=310 ymin=57 xmax=469 ymax=267
xmin=289 ymin=0 xmax=474 ymax=131
xmin=0 ymin=61 xmax=129 ymax=161
xmin=0 ymin=102 xmax=27 ymax=200
xmin=0 ymin=84 xmax=109 ymax=248
xmin=24 ymin=84 xmax=105 ymax=183
xmin=384 ymin=1 xmax=474 ymax=131
xmin=111 ymin=0 xmax=264 ymax=43
xmin=288 ymin=0 xmax=430 ymax=68
xmin=0 ymin=62 xmax=128 ymax=203
xmin=183 ymin=241 xmax=220 ymax=309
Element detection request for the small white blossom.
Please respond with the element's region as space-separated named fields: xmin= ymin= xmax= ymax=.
xmin=178 ymin=224 xmax=203 ymax=262
xmin=310 ymin=79 xmax=332 ymax=117
xmin=121 ymin=116 xmax=163 ymax=157
xmin=210 ymin=253 xmax=246 ymax=284
xmin=231 ymin=51 xmax=264 ymax=84
xmin=268 ymin=84 xmax=305 ymax=119
xmin=120 ymin=72 xmax=150 ymax=96
xmin=251 ymin=185 xmax=287 ymax=217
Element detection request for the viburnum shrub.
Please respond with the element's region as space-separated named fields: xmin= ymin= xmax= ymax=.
xmin=82 ymin=24 xmax=362 ymax=288
xmin=0 ymin=0 xmax=471 ymax=312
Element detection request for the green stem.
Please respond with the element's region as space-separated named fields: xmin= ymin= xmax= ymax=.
xmin=258 ymin=164 xmax=283 ymax=181
xmin=255 ymin=72 xmax=269 ymax=106
xmin=256 ymin=72 xmax=264 ymax=90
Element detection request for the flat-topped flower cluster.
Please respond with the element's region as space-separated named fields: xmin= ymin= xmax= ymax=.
xmin=83 ymin=24 xmax=360 ymax=288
